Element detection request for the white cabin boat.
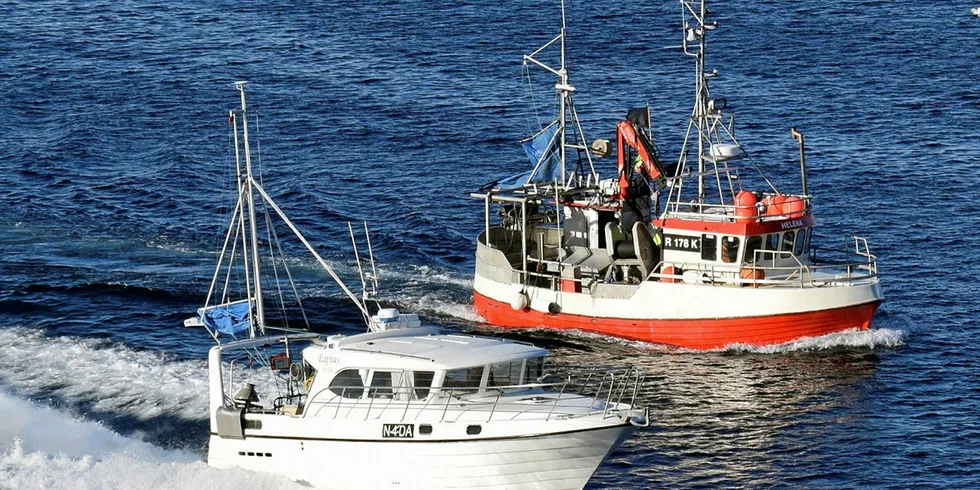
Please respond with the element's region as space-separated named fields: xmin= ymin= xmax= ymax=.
xmin=192 ymin=83 xmax=647 ymax=490
xmin=207 ymin=316 xmax=646 ymax=490
xmin=471 ymin=1 xmax=883 ymax=349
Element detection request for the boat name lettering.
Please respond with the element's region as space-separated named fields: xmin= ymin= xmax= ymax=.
xmin=780 ymin=219 xmax=804 ymax=230
xmin=317 ymin=354 xmax=340 ymax=364
xmin=663 ymin=234 xmax=701 ymax=252
xmin=382 ymin=423 xmax=414 ymax=438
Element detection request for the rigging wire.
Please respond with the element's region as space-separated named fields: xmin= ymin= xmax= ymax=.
xmin=523 ymin=62 xmax=543 ymax=135
xmin=255 ymin=115 xmax=313 ymax=331
xmin=252 ymin=113 xmax=292 ymax=330
xmin=253 ymin=113 xmax=311 ymax=331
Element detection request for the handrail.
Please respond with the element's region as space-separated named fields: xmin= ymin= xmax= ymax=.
xmin=645 ymin=234 xmax=877 ymax=288
xmin=302 ymin=365 xmax=645 ymax=425
xmin=500 ymin=227 xmax=876 ymax=290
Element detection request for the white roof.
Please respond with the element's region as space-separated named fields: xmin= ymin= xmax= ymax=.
xmin=304 ymin=327 xmax=547 ymax=372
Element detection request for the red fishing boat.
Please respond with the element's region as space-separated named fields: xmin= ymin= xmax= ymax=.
xmin=471 ymin=0 xmax=883 ymax=349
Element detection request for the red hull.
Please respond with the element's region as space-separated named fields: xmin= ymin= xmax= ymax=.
xmin=474 ymin=291 xmax=880 ymax=350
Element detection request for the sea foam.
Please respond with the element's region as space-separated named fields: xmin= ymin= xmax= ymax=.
xmin=0 ymin=390 xmax=307 ymax=490
xmin=0 ymin=327 xmax=286 ymax=423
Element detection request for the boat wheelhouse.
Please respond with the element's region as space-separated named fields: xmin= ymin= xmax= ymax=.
xmin=208 ymin=314 xmax=646 ymax=490
xmin=471 ymin=0 xmax=883 ymax=350
xmin=192 ymin=83 xmax=647 ymax=490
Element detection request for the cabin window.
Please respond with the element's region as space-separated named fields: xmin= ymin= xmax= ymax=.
xmin=701 ymin=234 xmax=717 ymax=261
xmin=524 ymin=357 xmax=544 ymax=382
xmin=368 ymin=370 xmax=395 ymax=399
xmin=328 ymin=369 xmax=365 ymax=399
xmin=765 ymin=233 xmax=780 ymax=251
xmin=781 ymin=230 xmax=796 ymax=254
xmin=803 ymin=228 xmax=812 ymax=256
xmin=794 ymin=229 xmax=806 ymax=256
xmin=721 ymin=236 xmax=740 ymax=264
xmin=443 ymin=366 xmax=484 ymax=394
xmin=744 ymin=236 xmax=762 ymax=263
xmin=413 ymin=371 xmax=434 ymax=399
xmin=488 ymin=360 xmax=523 ymax=387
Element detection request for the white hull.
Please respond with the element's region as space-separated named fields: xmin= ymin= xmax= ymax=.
xmin=475 ymin=262 xmax=882 ymax=320
xmin=208 ymin=424 xmax=635 ymax=490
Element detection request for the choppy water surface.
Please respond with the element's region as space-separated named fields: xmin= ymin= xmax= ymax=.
xmin=1 ymin=1 xmax=978 ymax=488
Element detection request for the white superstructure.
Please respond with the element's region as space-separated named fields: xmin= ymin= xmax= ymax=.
xmin=207 ymin=321 xmax=645 ymax=489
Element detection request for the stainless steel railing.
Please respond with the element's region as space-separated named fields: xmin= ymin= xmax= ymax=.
xmin=303 ymin=365 xmax=646 ymax=425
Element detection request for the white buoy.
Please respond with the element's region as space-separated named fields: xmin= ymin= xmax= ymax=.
xmin=510 ymin=292 xmax=528 ymax=311
xmin=529 ymin=298 xmax=560 ymax=314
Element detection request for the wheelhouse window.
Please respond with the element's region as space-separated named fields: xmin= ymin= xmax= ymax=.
xmin=413 ymin=371 xmax=434 ymax=399
xmin=488 ymin=360 xmax=523 ymax=387
xmin=781 ymin=230 xmax=796 ymax=254
xmin=368 ymin=370 xmax=395 ymax=399
xmin=744 ymin=236 xmax=762 ymax=263
xmin=765 ymin=233 xmax=780 ymax=251
xmin=794 ymin=229 xmax=806 ymax=256
xmin=442 ymin=366 xmax=484 ymax=394
xmin=328 ymin=369 xmax=365 ymax=399
xmin=721 ymin=236 xmax=740 ymax=263
xmin=701 ymin=234 xmax=717 ymax=261
xmin=524 ymin=357 xmax=544 ymax=382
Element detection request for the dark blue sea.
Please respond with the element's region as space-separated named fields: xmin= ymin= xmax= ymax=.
xmin=1 ymin=0 xmax=978 ymax=488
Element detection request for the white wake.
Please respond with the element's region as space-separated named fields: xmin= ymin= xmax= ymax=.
xmin=0 ymin=389 xmax=307 ymax=490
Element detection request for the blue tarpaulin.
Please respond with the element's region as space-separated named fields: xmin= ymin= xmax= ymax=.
xmin=490 ymin=123 xmax=563 ymax=190
xmin=198 ymin=300 xmax=252 ymax=335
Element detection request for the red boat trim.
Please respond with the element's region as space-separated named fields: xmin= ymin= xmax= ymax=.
xmin=654 ymin=214 xmax=815 ymax=236
xmin=474 ymin=291 xmax=879 ymax=350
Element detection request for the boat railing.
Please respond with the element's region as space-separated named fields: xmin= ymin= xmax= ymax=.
xmin=647 ymin=238 xmax=877 ymax=288
xmin=508 ymin=235 xmax=876 ymax=291
xmin=662 ymin=194 xmax=811 ymax=223
xmin=808 ymin=235 xmax=878 ymax=278
xmin=304 ymin=365 xmax=645 ymax=425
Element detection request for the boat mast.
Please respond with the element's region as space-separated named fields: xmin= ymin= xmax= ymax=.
xmin=696 ymin=0 xmax=706 ymax=202
xmin=558 ymin=0 xmax=569 ymax=187
xmin=230 ymin=110 xmax=256 ymax=338
xmin=523 ymin=0 xmax=597 ymax=190
xmin=236 ymin=81 xmax=265 ymax=336
xmin=695 ymin=0 xmax=710 ymax=203
xmin=679 ymin=0 xmax=716 ymax=204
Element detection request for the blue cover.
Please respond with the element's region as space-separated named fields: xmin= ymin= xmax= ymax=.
xmin=198 ymin=300 xmax=252 ymax=335
xmin=492 ymin=123 xmax=562 ymax=189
